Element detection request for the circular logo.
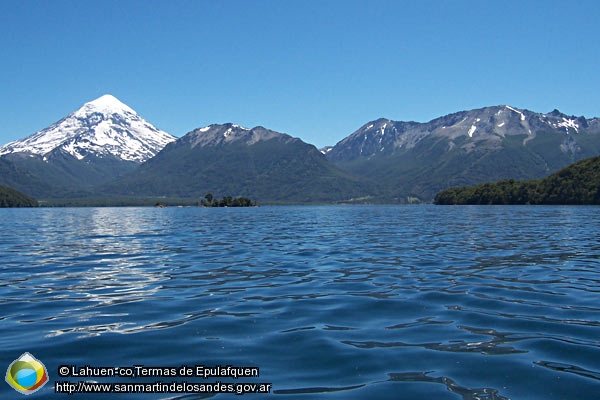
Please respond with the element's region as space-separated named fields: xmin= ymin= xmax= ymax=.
xmin=5 ymin=353 xmax=49 ymax=395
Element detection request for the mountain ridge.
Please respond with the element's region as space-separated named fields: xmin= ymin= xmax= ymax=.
xmin=327 ymin=105 xmax=599 ymax=162
xmin=325 ymin=105 xmax=600 ymax=201
xmin=101 ymin=123 xmax=377 ymax=203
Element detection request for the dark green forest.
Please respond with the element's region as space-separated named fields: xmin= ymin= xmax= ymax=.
xmin=0 ymin=185 xmax=38 ymax=207
xmin=102 ymin=137 xmax=376 ymax=204
xmin=200 ymin=194 xmax=256 ymax=207
xmin=434 ymin=155 xmax=600 ymax=205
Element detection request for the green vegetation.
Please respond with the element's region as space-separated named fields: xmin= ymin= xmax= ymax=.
xmin=200 ymin=194 xmax=256 ymax=207
xmin=434 ymin=155 xmax=600 ymax=205
xmin=333 ymin=130 xmax=600 ymax=202
xmin=103 ymin=138 xmax=377 ymax=204
xmin=0 ymin=153 xmax=137 ymax=200
xmin=0 ymin=185 xmax=38 ymax=207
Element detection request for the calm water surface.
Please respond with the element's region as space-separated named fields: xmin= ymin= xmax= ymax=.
xmin=1 ymin=205 xmax=599 ymax=399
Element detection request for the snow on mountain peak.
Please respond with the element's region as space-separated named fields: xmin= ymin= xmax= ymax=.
xmin=0 ymin=95 xmax=175 ymax=163
xmin=186 ymin=123 xmax=285 ymax=148
xmin=75 ymin=94 xmax=136 ymax=117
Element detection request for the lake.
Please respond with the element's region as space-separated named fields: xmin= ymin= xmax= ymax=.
xmin=1 ymin=205 xmax=599 ymax=399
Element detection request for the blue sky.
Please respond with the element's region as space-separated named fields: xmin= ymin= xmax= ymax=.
xmin=1 ymin=0 xmax=599 ymax=148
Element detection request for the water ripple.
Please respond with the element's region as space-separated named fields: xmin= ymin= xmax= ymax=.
xmin=1 ymin=206 xmax=600 ymax=399
xmin=387 ymin=372 xmax=510 ymax=400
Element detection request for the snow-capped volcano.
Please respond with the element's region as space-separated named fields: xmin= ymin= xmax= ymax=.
xmin=0 ymin=94 xmax=175 ymax=163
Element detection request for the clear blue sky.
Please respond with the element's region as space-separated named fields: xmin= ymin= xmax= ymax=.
xmin=1 ymin=0 xmax=599 ymax=148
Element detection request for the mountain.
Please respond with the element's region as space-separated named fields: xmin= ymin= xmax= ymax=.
xmin=0 ymin=94 xmax=175 ymax=162
xmin=434 ymin=155 xmax=600 ymax=205
xmin=0 ymin=95 xmax=175 ymax=198
xmin=103 ymin=123 xmax=375 ymax=203
xmin=0 ymin=157 xmax=55 ymax=198
xmin=327 ymin=106 xmax=600 ymax=201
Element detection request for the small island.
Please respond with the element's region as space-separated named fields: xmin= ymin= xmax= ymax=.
xmin=200 ymin=194 xmax=256 ymax=207
xmin=434 ymin=155 xmax=600 ymax=205
xmin=0 ymin=185 xmax=38 ymax=207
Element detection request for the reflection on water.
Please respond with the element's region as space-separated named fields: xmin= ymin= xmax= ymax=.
xmin=388 ymin=371 xmax=510 ymax=400
xmin=1 ymin=206 xmax=600 ymax=399
xmin=342 ymin=324 xmax=528 ymax=355
xmin=534 ymin=360 xmax=600 ymax=381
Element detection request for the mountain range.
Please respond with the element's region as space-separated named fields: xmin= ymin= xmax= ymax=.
xmin=326 ymin=106 xmax=600 ymax=201
xmin=1 ymin=95 xmax=600 ymax=204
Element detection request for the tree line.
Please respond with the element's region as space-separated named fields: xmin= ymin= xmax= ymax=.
xmin=200 ymin=193 xmax=256 ymax=207
xmin=434 ymin=155 xmax=600 ymax=205
xmin=0 ymin=185 xmax=38 ymax=207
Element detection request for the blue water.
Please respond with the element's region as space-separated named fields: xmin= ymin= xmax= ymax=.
xmin=1 ymin=205 xmax=599 ymax=399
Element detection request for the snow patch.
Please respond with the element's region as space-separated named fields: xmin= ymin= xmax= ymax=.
xmin=505 ymin=105 xmax=526 ymax=121
xmin=557 ymin=117 xmax=579 ymax=133
xmin=380 ymin=123 xmax=387 ymax=136
xmin=468 ymin=125 xmax=477 ymax=137
xmin=497 ymin=122 xmax=505 ymax=127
